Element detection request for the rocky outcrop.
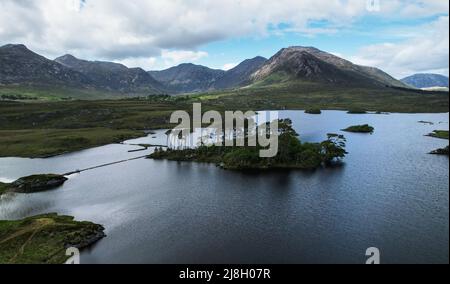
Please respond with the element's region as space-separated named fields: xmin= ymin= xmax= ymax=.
xmin=8 ymin=174 xmax=68 ymax=194
xmin=430 ymin=146 xmax=449 ymax=156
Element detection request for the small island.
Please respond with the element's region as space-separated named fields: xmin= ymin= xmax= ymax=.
xmin=0 ymin=174 xmax=67 ymax=196
xmin=347 ymin=110 xmax=367 ymax=114
xmin=0 ymin=213 xmax=105 ymax=264
xmin=418 ymin=120 xmax=434 ymax=125
xmin=430 ymin=146 xmax=449 ymax=156
xmin=342 ymin=124 xmax=375 ymax=134
xmin=305 ymin=109 xmax=322 ymax=114
xmin=426 ymin=130 xmax=449 ymax=140
xmin=149 ymin=119 xmax=347 ymax=170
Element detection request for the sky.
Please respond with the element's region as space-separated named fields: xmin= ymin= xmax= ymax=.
xmin=0 ymin=0 xmax=448 ymax=78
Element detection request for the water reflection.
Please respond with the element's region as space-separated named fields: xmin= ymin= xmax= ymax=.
xmin=0 ymin=111 xmax=448 ymax=264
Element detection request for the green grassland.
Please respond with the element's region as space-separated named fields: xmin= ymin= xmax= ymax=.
xmin=426 ymin=130 xmax=449 ymax=140
xmin=0 ymin=213 xmax=105 ymax=264
xmin=196 ymin=82 xmax=449 ymax=113
xmin=0 ymin=128 xmax=145 ymax=158
xmin=0 ymin=83 xmax=448 ymax=158
xmin=0 ymin=85 xmax=135 ymax=101
xmin=0 ymin=98 xmax=191 ymax=157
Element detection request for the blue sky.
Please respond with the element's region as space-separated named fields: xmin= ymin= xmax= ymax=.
xmin=0 ymin=0 xmax=448 ymax=78
xmin=195 ymin=13 xmax=449 ymax=78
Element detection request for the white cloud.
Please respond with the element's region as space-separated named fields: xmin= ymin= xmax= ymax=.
xmin=378 ymin=0 xmax=449 ymax=18
xmin=350 ymin=16 xmax=449 ymax=78
xmin=0 ymin=0 xmax=448 ymax=73
xmin=222 ymin=63 xmax=238 ymax=71
xmin=161 ymin=50 xmax=208 ymax=67
xmin=115 ymin=57 xmax=158 ymax=70
xmin=1 ymin=0 xmax=447 ymax=60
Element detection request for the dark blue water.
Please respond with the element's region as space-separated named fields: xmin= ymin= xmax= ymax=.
xmin=0 ymin=111 xmax=448 ymax=264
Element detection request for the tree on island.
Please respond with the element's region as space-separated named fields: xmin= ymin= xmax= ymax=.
xmin=150 ymin=119 xmax=348 ymax=171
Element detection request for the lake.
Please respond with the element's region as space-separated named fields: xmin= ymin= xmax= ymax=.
xmin=0 ymin=111 xmax=448 ymax=264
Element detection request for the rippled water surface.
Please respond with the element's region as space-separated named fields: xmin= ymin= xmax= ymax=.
xmin=0 ymin=112 xmax=448 ymax=264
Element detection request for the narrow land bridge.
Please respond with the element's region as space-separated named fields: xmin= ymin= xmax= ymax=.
xmin=62 ymin=143 xmax=169 ymax=176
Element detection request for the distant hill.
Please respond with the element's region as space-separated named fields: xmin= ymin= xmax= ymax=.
xmin=0 ymin=44 xmax=90 ymax=87
xmin=251 ymin=47 xmax=408 ymax=88
xmin=212 ymin=56 xmax=267 ymax=90
xmin=55 ymin=54 xmax=165 ymax=93
xmin=1 ymin=43 xmax=422 ymax=99
xmin=150 ymin=57 xmax=268 ymax=93
xmin=401 ymin=74 xmax=449 ymax=89
xmin=0 ymin=44 xmax=165 ymax=95
xmin=149 ymin=63 xmax=225 ymax=93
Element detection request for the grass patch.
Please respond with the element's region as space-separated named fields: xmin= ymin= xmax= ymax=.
xmin=0 ymin=213 xmax=105 ymax=264
xmin=0 ymin=85 xmax=140 ymax=101
xmin=195 ymin=82 xmax=449 ymax=113
xmin=0 ymin=128 xmax=144 ymax=158
xmin=427 ymin=130 xmax=449 ymax=140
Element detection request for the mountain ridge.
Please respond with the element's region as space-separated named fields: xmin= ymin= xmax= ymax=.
xmin=149 ymin=63 xmax=226 ymax=93
xmin=0 ymin=44 xmax=91 ymax=88
xmin=251 ymin=46 xmax=408 ymax=88
xmin=212 ymin=56 xmax=267 ymax=90
xmin=55 ymin=54 xmax=165 ymax=93
xmin=401 ymin=73 xmax=449 ymax=89
xmin=1 ymin=43 xmax=414 ymax=97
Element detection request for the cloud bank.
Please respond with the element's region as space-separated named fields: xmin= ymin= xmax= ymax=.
xmin=0 ymin=0 xmax=448 ymax=74
xmin=350 ymin=16 xmax=449 ymax=78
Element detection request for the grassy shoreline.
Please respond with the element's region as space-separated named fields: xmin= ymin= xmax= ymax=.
xmin=0 ymin=128 xmax=145 ymax=158
xmin=426 ymin=130 xmax=449 ymax=140
xmin=0 ymin=213 xmax=105 ymax=264
xmin=1 ymin=84 xmax=449 ymax=159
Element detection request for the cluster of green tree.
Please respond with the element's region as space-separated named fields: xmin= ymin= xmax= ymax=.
xmin=342 ymin=124 xmax=375 ymax=133
xmin=0 ymin=94 xmax=37 ymax=100
xmin=347 ymin=109 xmax=367 ymax=114
xmin=305 ymin=109 xmax=322 ymax=114
xmin=123 ymin=94 xmax=191 ymax=102
xmin=151 ymin=119 xmax=347 ymax=170
xmin=430 ymin=146 xmax=449 ymax=156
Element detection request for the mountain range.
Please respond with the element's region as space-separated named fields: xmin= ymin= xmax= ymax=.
xmin=149 ymin=56 xmax=268 ymax=93
xmin=0 ymin=44 xmax=91 ymax=87
xmin=1 ymin=43 xmax=418 ymax=97
xmin=55 ymin=54 xmax=165 ymax=93
xmin=401 ymin=73 xmax=449 ymax=89
xmin=149 ymin=63 xmax=225 ymax=93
